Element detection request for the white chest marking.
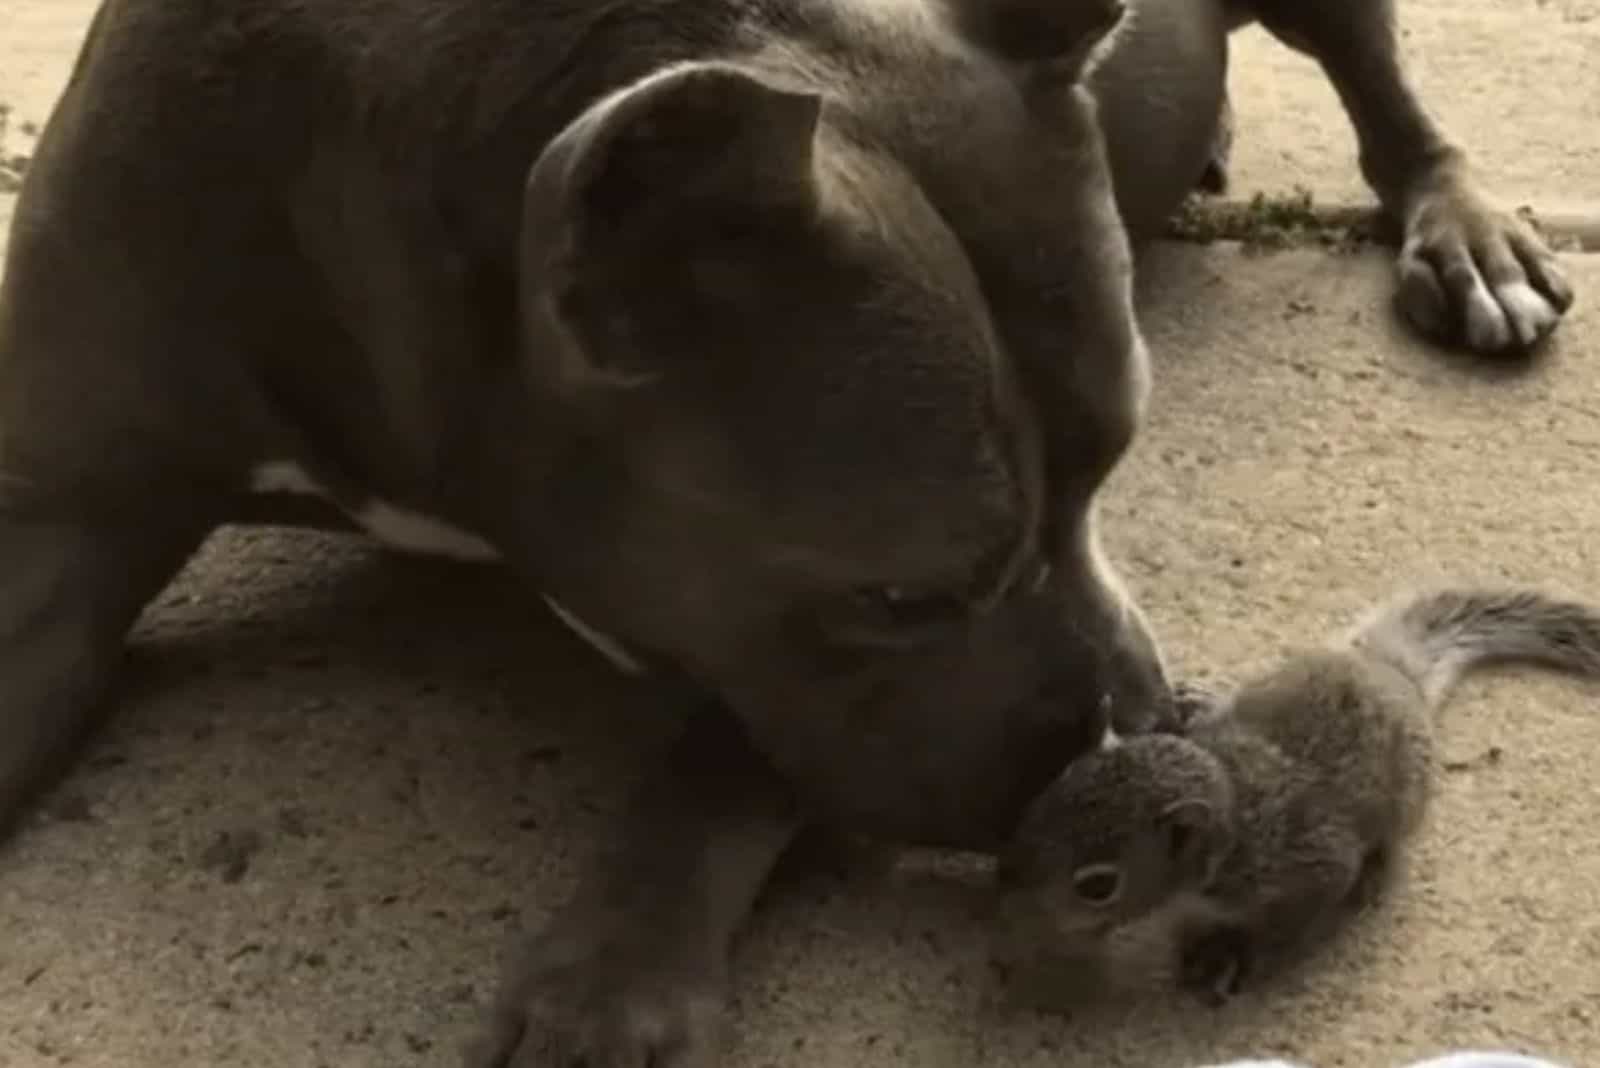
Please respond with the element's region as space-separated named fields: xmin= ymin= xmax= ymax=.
xmin=249 ymin=460 xmax=327 ymax=497
xmin=541 ymin=595 xmax=646 ymax=675
xmin=246 ymin=461 xmax=644 ymax=673
xmin=249 ymin=461 xmax=498 ymax=562
xmin=349 ymin=499 xmax=502 ymax=562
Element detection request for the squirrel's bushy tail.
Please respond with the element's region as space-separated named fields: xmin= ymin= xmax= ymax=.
xmin=1347 ymin=587 xmax=1600 ymax=705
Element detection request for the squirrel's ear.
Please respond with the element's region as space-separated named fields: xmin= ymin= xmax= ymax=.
xmin=1160 ymin=799 xmax=1231 ymax=887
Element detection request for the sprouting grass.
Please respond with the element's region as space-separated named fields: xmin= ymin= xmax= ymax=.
xmin=0 ymin=102 xmax=33 ymax=194
xmin=1165 ymin=185 xmax=1379 ymax=254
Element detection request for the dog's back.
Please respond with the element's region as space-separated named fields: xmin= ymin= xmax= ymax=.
xmin=10 ymin=0 xmax=1134 ymax=508
xmin=5 ymin=0 xmax=852 ymax=502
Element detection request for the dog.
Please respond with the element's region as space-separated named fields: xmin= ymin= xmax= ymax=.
xmin=0 ymin=0 xmax=1573 ymax=1064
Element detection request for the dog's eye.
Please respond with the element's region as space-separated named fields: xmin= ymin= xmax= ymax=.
xmin=813 ymin=583 xmax=973 ymax=649
xmin=1071 ymin=863 xmax=1124 ymax=906
xmin=849 ymin=584 xmax=968 ymax=629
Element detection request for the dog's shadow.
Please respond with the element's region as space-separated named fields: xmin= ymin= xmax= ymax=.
xmin=106 ymin=521 xmax=684 ymax=869
xmin=24 ymin=521 xmax=1390 ymax=1064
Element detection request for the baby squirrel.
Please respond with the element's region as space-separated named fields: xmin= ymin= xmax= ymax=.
xmin=993 ymin=587 xmax=1600 ymax=1009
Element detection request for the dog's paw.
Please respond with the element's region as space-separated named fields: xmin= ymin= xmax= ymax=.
xmin=1179 ymin=926 xmax=1255 ymax=1007
xmin=1395 ymin=170 xmax=1574 ymax=355
xmin=465 ymin=930 xmax=725 ymax=1068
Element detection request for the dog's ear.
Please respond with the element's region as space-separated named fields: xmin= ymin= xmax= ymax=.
xmin=519 ymin=62 xmax=823 ymax=397
xmin=940 ymin=0 xmax=1127 ymax=86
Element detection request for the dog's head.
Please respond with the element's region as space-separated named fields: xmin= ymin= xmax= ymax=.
xmin=515 ymin=9 xmax=1166 ymax=841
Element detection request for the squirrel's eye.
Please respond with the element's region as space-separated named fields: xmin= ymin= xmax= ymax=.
xmin=1071 ymin=863 xmax=1124 ymax=906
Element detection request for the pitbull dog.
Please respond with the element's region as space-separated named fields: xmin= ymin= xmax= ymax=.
xmin=0 ymin=0 xmax=1574 ymax=1063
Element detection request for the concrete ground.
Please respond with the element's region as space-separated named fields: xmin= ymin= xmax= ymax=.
xmin=2 ymin=3 xmax=1598 ymax=1067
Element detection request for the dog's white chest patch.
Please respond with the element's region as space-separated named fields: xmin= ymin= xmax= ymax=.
xmin=349 ymin=500 xmax=502 ymax=562
xmin=245 ymin=461 xmax=645 ymax=674
xmin=248 ymin=461 xmax=499 ymax=561
xmin=541 ymin=596 xmax=645 ymax=674
xmin=249 ymin=460 xmax=326 ymax=497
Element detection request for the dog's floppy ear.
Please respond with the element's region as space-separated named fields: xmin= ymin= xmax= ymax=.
xmin=940 ymin=0 xmax=1127 ymax=86
xmin=519 ymin=62 xmax=823 ymax=397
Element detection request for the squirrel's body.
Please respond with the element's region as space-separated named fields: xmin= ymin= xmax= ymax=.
xmin=995 ymin=588 xmax=1600 ymax=1007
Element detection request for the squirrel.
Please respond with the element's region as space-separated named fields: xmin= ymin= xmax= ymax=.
xmin=992 ymin=587 xmax=1600 ymax=1009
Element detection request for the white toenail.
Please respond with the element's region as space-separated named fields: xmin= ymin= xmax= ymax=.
xmin=1492 ymin=281 xmax=1557 ymax=346
xmin=1465 ymin=281 xmax=1511 ymax=351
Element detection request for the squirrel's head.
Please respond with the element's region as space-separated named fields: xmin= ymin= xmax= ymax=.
xmin=994 ymin=733 xmax=1235 ymax=965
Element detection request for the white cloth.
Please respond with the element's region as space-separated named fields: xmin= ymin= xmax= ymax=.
xmin=1409 ymin=1057 xmax=1572 ymax=1068
xmin=1202 ymin=1054 xmax=1570 ymax=1068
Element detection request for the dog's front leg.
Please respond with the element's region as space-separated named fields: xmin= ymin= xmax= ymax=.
xmin=466 ymin=707 xmax=801 ymax=1068
xmin=1241 ymin=0 xmax=1575 ymax=355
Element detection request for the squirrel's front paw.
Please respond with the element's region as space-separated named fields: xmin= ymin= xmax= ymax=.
xmin=1180 ymin=926 xmax=1255 ymax=1007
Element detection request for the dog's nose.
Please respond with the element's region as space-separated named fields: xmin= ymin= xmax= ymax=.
xmin=1095 ymin=605 xmax=1174 ymax=734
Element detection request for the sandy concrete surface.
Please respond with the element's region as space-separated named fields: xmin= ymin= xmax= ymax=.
xmin=1225 ymin=0 xmax=1600 ymax=211
xmin=2 ymin=4 xmax=1599 ymax=1068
